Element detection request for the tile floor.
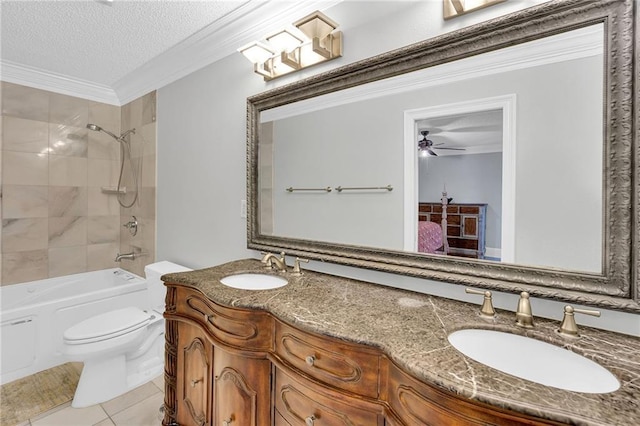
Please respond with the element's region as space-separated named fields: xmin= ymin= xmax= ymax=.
xmin=13 ymin=375 xmax=165 ymax=426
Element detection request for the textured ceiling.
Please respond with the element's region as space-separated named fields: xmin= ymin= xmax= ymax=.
xmin=1 ymin=0 xmax=249 ymax=86
xmin=0 ymin=0 xmax=347 ymax=103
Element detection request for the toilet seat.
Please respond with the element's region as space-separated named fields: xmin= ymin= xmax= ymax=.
xmin=64 ymin=307 xmax=151 ymax=345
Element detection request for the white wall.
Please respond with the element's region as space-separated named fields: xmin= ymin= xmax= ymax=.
xmin=156 ymin=0 xmax=638 ymax=336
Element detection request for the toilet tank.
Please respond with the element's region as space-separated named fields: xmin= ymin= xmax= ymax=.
xmin=144 ymin=261 xmax=192 ymax=311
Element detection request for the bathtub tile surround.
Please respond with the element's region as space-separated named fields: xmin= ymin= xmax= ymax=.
xmin=0 ymin=82 xmax=157 ymax=284
xmin=119 ymin=91 xmax=156 ymax=278
xmin=164 ymin=259 xmax=640 ymax=425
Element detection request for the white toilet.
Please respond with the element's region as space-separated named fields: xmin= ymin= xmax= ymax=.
xmin=62 ymin=261 xmax=191 ymax=408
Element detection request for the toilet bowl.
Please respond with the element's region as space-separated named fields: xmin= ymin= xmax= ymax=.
xmin=62 ymin=261 xmax=191 ymax=408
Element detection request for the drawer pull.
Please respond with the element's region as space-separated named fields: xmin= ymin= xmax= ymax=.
xmin=305 ymin=355 xmax=316 ymax=366
xmin=305 ymin=415 xmax=316 ymax=426
xmin=222 ymin=418 xmax=233 ymax=426
xmin=190 ymin=378 xmax=202 ymax=387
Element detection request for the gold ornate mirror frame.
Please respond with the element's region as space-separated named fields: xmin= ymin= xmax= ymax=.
xmin=247 ymin=0 xmax=638 ymax=313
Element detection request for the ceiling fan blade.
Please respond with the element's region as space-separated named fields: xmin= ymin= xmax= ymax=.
xmin=434 ymin=147 xmax=466 ymax=151
xmin=426 ymin=148 xmax=438 ymax=156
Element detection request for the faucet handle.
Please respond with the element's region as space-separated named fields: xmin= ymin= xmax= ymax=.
xmin=465 ymin=288 xmax=495 ymax=318
xmin=558 ymin=305 xmax=600 ymax=337
xmin=292 ymin=258 xmax=309 ymax=276
xmin=260 ymin=252 xmax=274 ymax=268
xmin=515 ymin=291 xmax=534 ymax=328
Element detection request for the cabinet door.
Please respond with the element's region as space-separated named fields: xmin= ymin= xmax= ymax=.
xmin=214 ymin=347 xmax=271 ymax=426
xmin=176 ymin=322 xmax=212 ymax=426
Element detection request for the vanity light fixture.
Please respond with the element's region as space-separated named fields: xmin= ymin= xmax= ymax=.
xmin=238 ymin=10 xmax=343 ymax=81
xmin=443 ymin=0 xmax=506 ymax=20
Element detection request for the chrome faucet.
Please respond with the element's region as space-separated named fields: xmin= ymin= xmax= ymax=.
xmin=115 ymin=252 xmax=136 ymax=262
xmin=261 ymin=251 xmax=288 ymax=271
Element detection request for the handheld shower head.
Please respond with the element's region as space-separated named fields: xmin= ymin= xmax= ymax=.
xmin=86 ymin=123 xmax=127 ymax=142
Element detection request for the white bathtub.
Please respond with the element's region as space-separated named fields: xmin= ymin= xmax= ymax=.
xmin=0 ymin=268 xmax=150 ymax=385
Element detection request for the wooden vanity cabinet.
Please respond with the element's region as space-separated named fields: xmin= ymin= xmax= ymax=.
xmin=214 ymin=348 xmax=271 ymax=426
xmin=165 ymin=284 xmax=561 ymax=426
xmin=274 ymin=321 xmax=380 ymax=399
xmin=384 ymin=359 xmax=562 ymax=426
xmin=175 ymin=322 xmax=213 ymax=426
xmin=273 ymin=366 xmax=384 ymax=426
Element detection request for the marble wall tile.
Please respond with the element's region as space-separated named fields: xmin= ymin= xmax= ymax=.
xmin=48 ymin=246 xmax=87 ymax=278
xmin=1 ymin=82 xmax=49 ymax=122
xmin=2 ymin=249 xmax=48 ymax=285
xmin=140 ymin=154 xmax=156 ymax=188
xmin=2 ymin=218 xmax=48 ymax=251
xmin=87 ymin=243 xmax=119 ymax=271
xmin=141 ymin=91 xmax=156 ymax=126
xmin=88 ymin=158 xmax=119 ymax=187
xmin=139 ymin=217 xmax=156 ymax=255
xmin=2 ymin=151 xmax=48 ymax=185
xmin=120 ymin=103 xmax=133 ymax=134
xmin=88 ymin=103 xmax=120 ymax=132
xmin=139 ymin=122 xmax=156 ymax=156
xmin=0 ymin=120 xmax=3 ymax=187
xmin=49 ymin=123 xmax=88 ymax=157
xmin=48 ymin=217 xmax=87 ymax=248
xmin=88 ymin=187 xmax=120 ymax=216
xmin=88 ymin=216 xmax=119 ymax=244
xmin=128 ymin=133 xmax=145 ymax=159
xmin=2 ymin=185 xmax=49 ymax=218
xmin=48 ymin=92 xmax=89 ymax=127
xmin=49 ymin=155 xmax=87 ymax=186
xmin=2 ymin=116 xmax=49 ymax=153
xmin=49 ymin=186 xmax=88 ymax=217
xmin=129 ymin=188 xmax=156 ymax=220
xmin=1 ymin=83 xmax=137 ymax=283
xmin=87 ymin=129 xmax=120 ymax=160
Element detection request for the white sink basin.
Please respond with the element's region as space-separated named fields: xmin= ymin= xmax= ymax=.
xmin=219 ymin=273 xmax=287 ymax=290
xmin=448 ymin=329 xmax=619 ymax=394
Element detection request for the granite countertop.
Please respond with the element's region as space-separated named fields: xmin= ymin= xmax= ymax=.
xmin=163 ymin=259 xmax=640 ymax=426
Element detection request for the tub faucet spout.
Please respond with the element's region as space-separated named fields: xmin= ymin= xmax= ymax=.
xmin=115 ymin=252 xmax=136 ymax=262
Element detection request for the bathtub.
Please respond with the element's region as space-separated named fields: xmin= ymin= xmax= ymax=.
xmin=0 ymin=268 xmax=150 ymax=385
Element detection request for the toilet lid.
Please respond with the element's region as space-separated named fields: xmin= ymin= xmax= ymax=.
xmin=64 ymin=307 xmax=151 ymax=344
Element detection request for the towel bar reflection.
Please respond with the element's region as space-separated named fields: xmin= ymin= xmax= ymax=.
xmin=335 ymin=185 xmax=393 ymax=192
xmin=286 ymin=187 xmax=332 ymax=192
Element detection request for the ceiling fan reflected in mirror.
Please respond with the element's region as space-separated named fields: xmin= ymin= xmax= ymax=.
xmin=418 ymin=130 xmax=466 ymax=157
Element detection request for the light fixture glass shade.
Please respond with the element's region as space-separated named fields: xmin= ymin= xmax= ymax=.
xmin=294 ymin=11 xmax=338 ymax=40
xmin=266 ymin=29 xmax=304 ymax=52
xmin=239 ymin=10 xmax=341 ymax=81
xmin=238 ymin=42 xmax=275 ymax=64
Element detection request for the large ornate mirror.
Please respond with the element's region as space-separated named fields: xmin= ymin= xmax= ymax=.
xmin=247 ymin=0 xmax=638 ymax=312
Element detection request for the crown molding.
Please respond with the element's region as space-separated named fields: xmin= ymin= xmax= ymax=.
xmin=261 ymin=24 xmax=603 ymax=123
xmin=0 ymin=60 xmax=120 ymax=105
xmin=113 ymin=0 xmax=342 ymax=104
xmin=1 ymin=0 xmax=341 ymax=105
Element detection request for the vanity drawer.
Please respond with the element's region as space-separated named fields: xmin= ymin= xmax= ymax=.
xmin=173 ymin=287 xmax=273 ymax=351
xmin=275 ymin=367 xmax=382 ymax=426
xmin=275 ymin=321 xmax=380 ymax=398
